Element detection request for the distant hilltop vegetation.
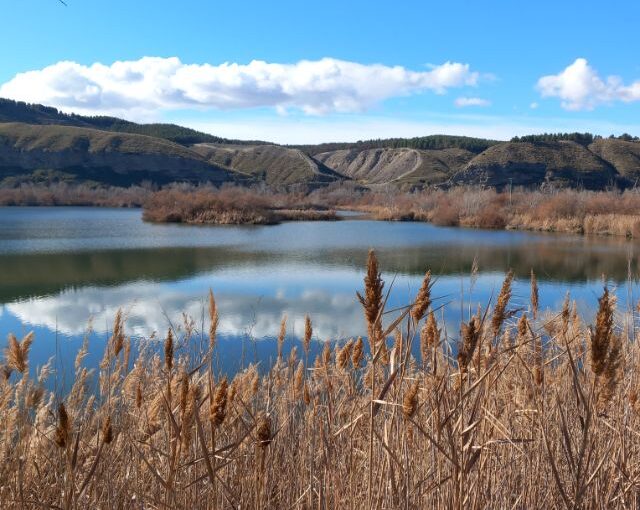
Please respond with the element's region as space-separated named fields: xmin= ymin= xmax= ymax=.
xmin=1 ymin=98 xmax=639 ymax=191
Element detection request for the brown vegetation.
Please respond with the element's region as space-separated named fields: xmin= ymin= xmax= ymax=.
xmin=320 ymin=186 xmax=640 ymax=237
xmin=142 ymin=186 xmax=337 ymax=225
xmin=0 ymin=183 xmax=150 ymax=207
xmin=3 ymin=181 xmax=640 ymax=236
xmin=1 ymin=253 xmax=640 ymax=507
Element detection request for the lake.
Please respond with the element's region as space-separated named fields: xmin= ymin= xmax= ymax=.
xmin=1 ymin=206 xmax=638 ymax=381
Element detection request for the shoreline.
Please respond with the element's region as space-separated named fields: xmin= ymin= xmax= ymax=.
xmin=3 ymin=184 xmax=640 ymax=238
xmin=3 ymin=200 xmax=640 ymax=239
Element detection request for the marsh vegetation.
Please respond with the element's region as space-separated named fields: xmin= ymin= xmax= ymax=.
xmin=1 ymin=250 xmax=639 ymax=508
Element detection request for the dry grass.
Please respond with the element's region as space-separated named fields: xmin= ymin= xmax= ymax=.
xmin=0 ymin=183 xmax=150 ymax=207
xmin=142 ymin=186 xmax=337 ymax=225
xmin=2 ymin=251 xmax=640 ymax=508
xmin=326 ymin=187 xmax=640 ymax=238
xmin=4 ymin=182 xmax=640 ymax=236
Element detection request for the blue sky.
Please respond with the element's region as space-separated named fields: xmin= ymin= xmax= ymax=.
xmin=1 ymin=0 xmax=640 ymax=143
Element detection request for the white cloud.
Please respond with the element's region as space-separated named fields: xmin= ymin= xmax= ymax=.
xmin=536 ymin=58 xmax=640 ymax=111
xmin=529 ymin=102 xmax=539 ymax=109
xmin=454 ymin=96 xmax=491 ymax=108
xmin=0 ymin=57 xmax=482 ymax=118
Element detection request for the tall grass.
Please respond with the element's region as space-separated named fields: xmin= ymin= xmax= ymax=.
xmin=4 ymin=181 xmax=640 ymax=236
xmin=1 ymin=258 xmax=640 ymax=507
xmin=330 ymin=187 xmax=640 ymax=237
xmin=0 ymin=182 xmax=150 ymax=207
xmin=142 ymin=186 xmax=337 ymax=225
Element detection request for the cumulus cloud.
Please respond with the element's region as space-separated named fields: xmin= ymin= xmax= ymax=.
xmin=454 ymin=96 xmax=491 ymax=108
xmin=0 ymin=57 xmax=482 ymax=118
xmin=537 ymin=58 xmax=640 ymax=111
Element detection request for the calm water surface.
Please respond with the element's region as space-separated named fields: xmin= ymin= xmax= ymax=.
xmin=1 ymin=207 xmax=638 ymax=381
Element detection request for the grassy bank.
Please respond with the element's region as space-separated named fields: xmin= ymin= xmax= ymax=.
xmin=3 ymin=182 xmax=640 ymax=236
xmin=0 ymin=183 xmax=150 ymax=207
xmin=320 ymin=187 xmax=640 ymax=238
xmin=1 ymin=251 xmax=639 ymax=507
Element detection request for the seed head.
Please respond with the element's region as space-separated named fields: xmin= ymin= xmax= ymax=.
xmin=54 ymin=402 xmax=71 ymax=449
xmin=303 ymin=315 xmax=312 ymax=355
xmin=357 ymin=250 xmax=384 ymax=351
xmin=256 ymin=415 xmax=272 ymax=448
xmin=411 ymin=270 xmax=432 ymax=322
xmin=164 ymin=329 xmax=174 ymax=372
xmin=208 ymin=289 xmax=219 ymax=351
xmin=351 ymin=337 xmax=364 ymax=368
xmin=403 ymin=381 xmax=419 ymax=419
xmin=210 ymin=377 xmax=228 ymax=427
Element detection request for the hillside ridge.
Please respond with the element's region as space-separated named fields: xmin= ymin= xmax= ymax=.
xmin=1 ymin=98 xmax=639 ymax=190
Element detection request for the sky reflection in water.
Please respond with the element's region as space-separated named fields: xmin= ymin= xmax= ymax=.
xmin=1 ymin=207 xmax=639 ymax=379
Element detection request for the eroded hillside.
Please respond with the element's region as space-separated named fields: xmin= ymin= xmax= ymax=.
xmin=193 ymin=144 xmax=341 ymax=187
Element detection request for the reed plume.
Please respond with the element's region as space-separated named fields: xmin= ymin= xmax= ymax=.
xmin=277 ymin=315 xmax=287 ymax=361
xmin=411 ymin=270 xmax=432 ymax=322
xmin=181 ymin=384 xmax=200 ymax=445
xmin=352 ymin=337 xmax=364 ymax=368
xmin=458 ymin=313 xmax=481 ymax=372
xmin=357 ymin=249 xmax=384 ymax=351
xmin=294 ymin=361 xmax=304 ymax=396
xmin=179 ymin=371 xmax=189 ymax=415
xmin=102 ymin=415 xmax=114 ymax=444
xmin=517 ymin=313 xmax=529 ymax=344
xmin=491 ymin=270 xmax=513 ymax=338
xmin=164 ymin=329 xmax=174 ymax=372
xmin=208 ymin=289 xmax=219 ymax=352
xmin=530 ymin=269 xmax=539 ymax=319
xmin=111 ymin=309 xmax=125 ymax=358
xmin=590 ymin=287 xmax=615 ymax=378
xmin=5 ymin=331 xmax=34 ymax=374
xmin=210 ymin=377 xmax=228 ymax=427
xmin=322 ymin=342 xmax=331 ymax=367
xmin=403 ymin=381 xmax=419 ymax=419
xmin=420 ymin=311 xmax=439 ymax=364
xmin=337 ymin=339 xmax=354 ymax=370
xmin=54 ymin=402 xmax=71 ymax=449
xmin=256 ymin=415 xmax=272 ymax=448
xmin=303 ymin=315 xmax=312 ymax=355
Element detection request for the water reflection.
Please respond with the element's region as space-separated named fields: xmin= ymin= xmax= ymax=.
xmin=0 ymin=207 xmax=638 ymax=378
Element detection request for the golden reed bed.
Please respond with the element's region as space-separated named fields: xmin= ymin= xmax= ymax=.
xmin=0 ymin=251 xmax=638 ymax=509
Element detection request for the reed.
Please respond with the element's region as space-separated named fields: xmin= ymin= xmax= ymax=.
xmin=2 ymin=252 xmax=640 ymax=508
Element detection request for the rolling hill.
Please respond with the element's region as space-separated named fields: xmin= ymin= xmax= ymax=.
xmin=455 ymin=141 xmax=619 ymax=190
xmin=1 ymin=98 xmax=639 ymax=191
xmin=0 ymin=98 xmax=266 ymax=146
xmin=314 ymin=147 xmax=474 ymax=188
xmin=193 ymin=144 xmax=342 ymax=187
xmin=0 ymin=122 xmax=236 ymax=186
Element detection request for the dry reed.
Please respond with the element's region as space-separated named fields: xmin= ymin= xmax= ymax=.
xmin=1 ymin=253 xmax=639 ymax=508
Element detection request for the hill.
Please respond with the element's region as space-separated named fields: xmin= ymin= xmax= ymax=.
xmin=1 ymin=98 xmax=640 ymax=191
xmin=588 ymin=138 xmax=640 ymax=182
xmin=193 ymin=144 xmax=342 ymax=187
xmin=0 ymin=122 xmax=236 ymax=186
xmin=0 ymin=98 xmax=266 ymax=146
xmin=314 ymin=147 xmax=474 ymax=188
xmin=455 ymin=141 xmax=618 ymax=189
xmin=292 ymin=134 xmax=499 ymax=155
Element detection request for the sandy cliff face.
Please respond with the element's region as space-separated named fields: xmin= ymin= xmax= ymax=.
xmin=314 ymin=147 xmax=474 ymax=187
